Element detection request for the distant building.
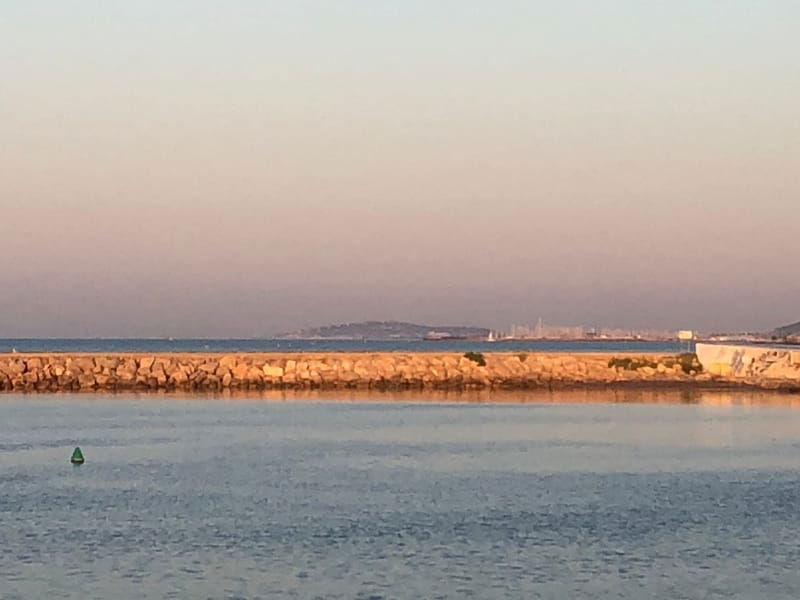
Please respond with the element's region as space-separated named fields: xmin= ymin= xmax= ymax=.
xmin=505 ymin=322 xmax=678 ymax=341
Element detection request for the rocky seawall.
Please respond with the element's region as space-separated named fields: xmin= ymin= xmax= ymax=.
xmin=1 ymin=350 xmax=799 ymax=393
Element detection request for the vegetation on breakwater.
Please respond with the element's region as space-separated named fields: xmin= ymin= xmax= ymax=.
xmin=608 ymin=353 xmax=702 ymax=375
xmin=463 ymin=352 xmax=486 ymax=367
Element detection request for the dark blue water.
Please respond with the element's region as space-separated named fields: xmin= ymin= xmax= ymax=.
xmin=2 ymin=391 xmax=799 ymax=599
xmin=0 ymin=338 xmax=686 ymax=354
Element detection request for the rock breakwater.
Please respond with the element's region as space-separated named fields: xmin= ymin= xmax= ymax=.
xmin=1 ymin=351 xmax=798 ymax=393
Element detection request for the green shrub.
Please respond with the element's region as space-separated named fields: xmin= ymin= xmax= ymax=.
xmin=517 ymin=353 xmax=528 ymax=362
xmin=608 ymin=357 xmax=629 ymax=370
xmin=464 ymin=352 xmax=486 ymax=367
xmin=678 ymin=352 xmax=702 ymax=374
xmin=609 ymin=353 xmax=703 ymax=374
xmin=608 ymin=357 xmax=657 ymax=371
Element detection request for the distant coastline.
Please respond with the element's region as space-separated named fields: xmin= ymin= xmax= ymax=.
xmin=278 ymin=320 xmax=800 ymax=346
xmin=277 ymin=320 xmax=490 ymax=341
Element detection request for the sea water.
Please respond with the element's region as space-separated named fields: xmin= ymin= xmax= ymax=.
xmin=0 ymin=338 xmax=686 ymax=354
xmin=2 ymin=391 xmax=800 ymax=599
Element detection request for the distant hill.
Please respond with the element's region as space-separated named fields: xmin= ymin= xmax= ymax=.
xmin=278 ymin=321 xmax=490 ymax=340
xmin=773 ymin=320 xmax=800 ymax=338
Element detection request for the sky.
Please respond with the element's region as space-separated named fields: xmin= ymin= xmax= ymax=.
xmin=1 ymin=1 xmax=798 ymax=337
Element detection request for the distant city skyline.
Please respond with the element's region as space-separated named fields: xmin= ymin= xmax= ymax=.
xmin=2 ymin=1 xmax=798 ymax=337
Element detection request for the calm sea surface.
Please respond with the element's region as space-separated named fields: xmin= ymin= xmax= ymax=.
xmin=0 ymin=338 xmax=686 ymax=354
xmin=2 ymin=390 xmax=800 ymax=599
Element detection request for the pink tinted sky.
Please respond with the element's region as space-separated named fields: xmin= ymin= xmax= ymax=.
xmin=1 ymin=1 xmax=798 ymax=337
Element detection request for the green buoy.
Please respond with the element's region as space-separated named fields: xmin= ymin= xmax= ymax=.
xmin=70 ymin=447 xmax=85 ymax=465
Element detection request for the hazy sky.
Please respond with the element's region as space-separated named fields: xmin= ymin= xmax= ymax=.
xmin=2 ymin=1 xmax=798 ymax=337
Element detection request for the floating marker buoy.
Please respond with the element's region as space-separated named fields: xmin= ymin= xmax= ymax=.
xmin=71 ymin=447 xmax=85 ymax=465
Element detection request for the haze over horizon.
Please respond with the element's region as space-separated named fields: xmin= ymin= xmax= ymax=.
xmin=2 ymin=1 xmax=798 ymax=338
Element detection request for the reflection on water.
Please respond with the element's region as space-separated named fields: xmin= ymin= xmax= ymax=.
xmin=2 ymin=392 xmax=800 ymax=599
xmin=14 ymin=386 xmax=798 ymax=407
